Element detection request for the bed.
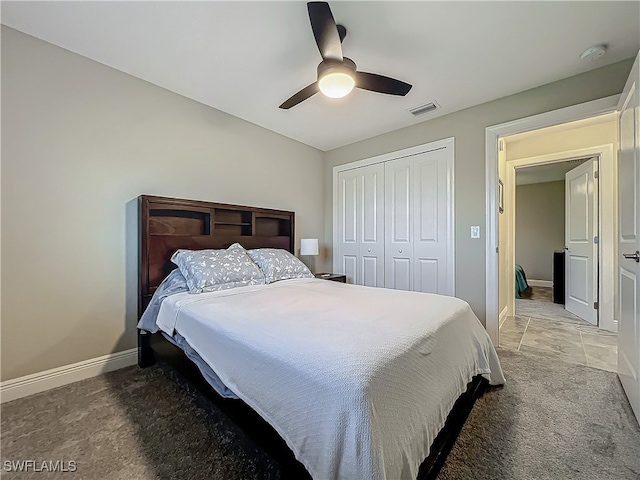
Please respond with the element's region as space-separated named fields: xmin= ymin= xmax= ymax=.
xmin=137 ymin=195 xmax=505 ymax=480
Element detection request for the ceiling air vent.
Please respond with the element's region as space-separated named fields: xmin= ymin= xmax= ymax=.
xmin=408 ymin=101 xmax=440 ymax=117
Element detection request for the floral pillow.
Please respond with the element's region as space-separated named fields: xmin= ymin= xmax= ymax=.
xmin=247 ymin=248 xmax=313 ymax=284
xmin=171 ymin=243 xmax=265 ymax=294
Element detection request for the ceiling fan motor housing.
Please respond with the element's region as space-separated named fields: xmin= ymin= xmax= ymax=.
xmin=317 ymin=58 xmax=357 ymax=98
xmin=317 ymin=57 xmax=357 ymax=79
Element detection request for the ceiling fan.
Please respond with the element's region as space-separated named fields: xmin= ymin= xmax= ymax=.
xmin=279 ymin=1 xmax=412 ymax=109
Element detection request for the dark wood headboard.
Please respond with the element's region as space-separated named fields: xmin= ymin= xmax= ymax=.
xmin=138 ymin=195 xmax=295 ymax=317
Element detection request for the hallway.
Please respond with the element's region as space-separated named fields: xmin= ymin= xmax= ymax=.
xmin=500 ymin=287 xmax=617 ymax=372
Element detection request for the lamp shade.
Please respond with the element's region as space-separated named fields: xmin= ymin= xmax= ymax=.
xmin=300 ymin=238 xmax=319 ymax=256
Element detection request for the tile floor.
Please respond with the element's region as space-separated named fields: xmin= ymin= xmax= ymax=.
xmin=500 ymin=287 xmax=617 ymax=372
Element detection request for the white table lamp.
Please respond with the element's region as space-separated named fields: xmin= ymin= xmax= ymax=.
xmin=300 ymin=238 xmax=319 ymax=273
xmin=300 ymin=238 xmax=319 ymax=256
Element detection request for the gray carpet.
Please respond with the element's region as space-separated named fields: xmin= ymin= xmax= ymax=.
xmin=2 ymin=349 xmax=639 ymax=480
xmin=438 ymin=349 xmax=639 ymax=480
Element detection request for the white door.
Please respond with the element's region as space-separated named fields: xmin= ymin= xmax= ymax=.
xmin=385 ymin=156 xmax=413 ymax=290
xmin=617 ymin=52 xmax=640 ymax=425
xmin=334 ymin=138 xmax=454 ymax=294
xmin=413 ymin=148 xmax=453 ymax=294
xmin=337 ymin=169 xmax=359 ymax=283
xmin=565 ymin=158 xmax=598 ymax=325
xmin=336 ymin=163 xmax=384 ymax=286
xmin=359 ymin=163 xmax=385 ymax=286
xmin=384 ymin=148 xmax=454 ymax=294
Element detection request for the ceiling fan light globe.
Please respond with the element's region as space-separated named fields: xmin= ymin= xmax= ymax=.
xmin=318 ymin=71 xmax=355 ymax=98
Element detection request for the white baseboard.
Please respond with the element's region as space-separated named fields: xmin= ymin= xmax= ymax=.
xmin=528 ymin=279 xmax=553 ymax=288
xmin=499 ymin=306 xmax=509 ymax=328
xmin=604 ymin=319 xmax=619 ymax=333
xmin=0 ymin=348 xmax=137 ymax=404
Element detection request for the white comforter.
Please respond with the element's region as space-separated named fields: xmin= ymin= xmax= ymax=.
xmin=155 ymin=278 xmax=505 ymax=480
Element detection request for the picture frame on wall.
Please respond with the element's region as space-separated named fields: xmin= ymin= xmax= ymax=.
xmin=498 ymin=179 xmax=504 ymax=214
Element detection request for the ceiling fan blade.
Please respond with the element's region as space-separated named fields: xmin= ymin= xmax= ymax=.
xmin=279 ymin=82 xmax=319 ymax=109
xmin=355 ymin=72 xmax=412 ymax=96
xmin=307 ymin=2 xmax=343 ymax=61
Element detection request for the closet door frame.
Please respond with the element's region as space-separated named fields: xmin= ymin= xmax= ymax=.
xmin=332 ymin=137 xmax=455 ymax=295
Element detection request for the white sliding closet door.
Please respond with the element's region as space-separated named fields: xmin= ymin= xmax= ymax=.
xmin=360 ymin=164 xmax=385 ymax=286
xmin=413 ymin=148 xmax=451 ymax=294
xmin=336 ymin=163 xmax=384 ymax=286
xmin=385 ymin=157 xmax=413 ymax=290
xmin=385 ymin=148 xmax=453 ymax=294
xmin=333 ymin=137 xmax=454 ymax=295
xmin=337 ymin=169 xmax=359 ymax=283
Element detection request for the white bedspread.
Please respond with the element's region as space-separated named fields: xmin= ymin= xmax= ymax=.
xmin=155 ymin=278 xmax=505 ymax=480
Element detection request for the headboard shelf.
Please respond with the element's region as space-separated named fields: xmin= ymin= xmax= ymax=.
xmin=149 ymin=233 xmax=212 ymax=237
xmin=254 ymin=212 xmax=290 ymax=220
xmin=139 ymin=195 xmax=295 ymax=317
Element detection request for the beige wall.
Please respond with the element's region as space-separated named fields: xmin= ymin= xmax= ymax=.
xmin=1 ymin=27 xmax=324 ymax=381
xmin=515 ymin=181 xmax=566 ymax=281
xmin=323 ymin=58 xmax=634 ymax=324
xmin=507 ymin=120 xmax=617 ymax=160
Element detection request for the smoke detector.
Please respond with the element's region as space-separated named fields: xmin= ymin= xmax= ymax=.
xmin=580 ymin=45 xmax=607 ymax=62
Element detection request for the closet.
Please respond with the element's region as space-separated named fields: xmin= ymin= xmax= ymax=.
xmin=333 ymin=138 xmax=454 ymax=295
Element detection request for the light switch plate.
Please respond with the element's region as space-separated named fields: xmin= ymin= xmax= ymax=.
xmin=470 ymin=226 xmax=480 ymax=239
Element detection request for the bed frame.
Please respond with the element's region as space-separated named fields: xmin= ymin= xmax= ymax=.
xmin=138 ymin=194 xmax=487 ymax=480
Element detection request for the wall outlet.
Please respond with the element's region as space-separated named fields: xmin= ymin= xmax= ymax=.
xmin=470 ymin=226 xmax=480 ymax=239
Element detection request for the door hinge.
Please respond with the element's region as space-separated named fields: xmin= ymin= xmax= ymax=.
xmin=594 ymin=301 xmax=599 ymax=310
xmin=594 ymin=236 xmax=599 ymax=244
xmin=594 ymin=170 xmax=599 ymax=179
xmin=499 ymin=140 xmax=504 ymax=152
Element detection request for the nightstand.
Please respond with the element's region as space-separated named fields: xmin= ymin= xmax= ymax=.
xmin=314 ymin=273 xmax=347 ymax=283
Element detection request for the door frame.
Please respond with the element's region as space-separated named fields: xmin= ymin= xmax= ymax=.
xmin=333 ymin=137 xmax=455 ymax=295
xmin=485 ymin=95 xmax=619 ymax=344
xmin=505 ymin=146 xmax=616 ymax=332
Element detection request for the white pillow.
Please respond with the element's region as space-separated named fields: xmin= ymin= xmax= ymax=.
xmin=247 ymin=248 xmax=313 ymax=284
xmin=171 ymin=243 xmax=265 ymax=294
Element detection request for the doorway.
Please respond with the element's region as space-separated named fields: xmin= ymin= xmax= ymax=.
xmin=499 ymin=152 xmax=617 ymax=371
xmin=514 ymin=156 xmax=596 ymax=324
xmin=498 ymin=116 xmax=617 ymax=331
xmin=485 ymin=95 xmax=620 ymax=346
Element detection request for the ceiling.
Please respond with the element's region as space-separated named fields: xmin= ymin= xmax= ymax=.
xmin=2 ymin=1 xmax=639 ymax=151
